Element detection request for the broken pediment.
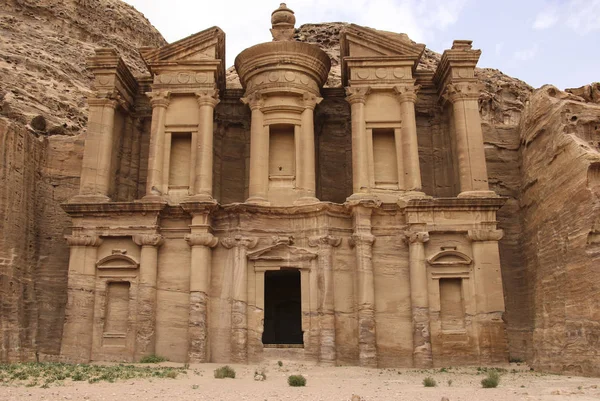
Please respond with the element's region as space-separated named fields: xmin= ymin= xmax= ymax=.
xmin=340 ymin=24 xmax=425 ymax=86
xmin=140 ymin=26 xmax=226 ymax=90
xmin=248 ymin=243 xmax=317 ymax=263
xmin=96 ymin=254 xmax=139 ymax=270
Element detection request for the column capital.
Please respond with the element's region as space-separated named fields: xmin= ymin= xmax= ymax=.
xmin=65 ymin=234 xmax=103 ymax=247
xmin=467 ymin=229 xmax=503 ymax=242
xmin=349 ymin=233 xmax=375 ymax=247
xmin=133 ymin=234 xmax=164 ymax=247
xmin=345 ymin=86 xmax=371 ymax=105
xmin=443 ymin=82 xmax=481 ymax=103
xmin=393 ymin=84 xmax=421 ymax=103
xmin=405 ymin=231 xmax=430 ymax=244
xmin=241 ymin=91 xmax=265 ymax=110
xmin=308 ymin=235 xmax=342 ymax=248
xmin=302 ymin=92 xmax=323 ymax=110
xmin=88 ymin=92 xmax=119 ymax=109
xmin=185 ymin=233 xmax=219 ymax=248
xmin=221 ymin=235 xmax=259 ymax=250
xmin=195 ymin=89 xmax=220 ymax=108
xmin=146 ymin=90 xmax=171 ymax=108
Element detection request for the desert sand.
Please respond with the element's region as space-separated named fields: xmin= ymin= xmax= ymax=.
xmin=2 ymin=362 xmax=599 ymax=401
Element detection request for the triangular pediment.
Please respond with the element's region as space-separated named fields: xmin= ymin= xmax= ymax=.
xmin=140 ymin=26 xmax=225 ymax=88
xmin=340 ymin=24 xmax=425 ymax=61
xmin=248 ymin=244 xmax=317 ymax=263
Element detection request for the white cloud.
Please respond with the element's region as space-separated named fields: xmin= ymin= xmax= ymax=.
xmin=122 ymin=0 xmax=469 ymax=67
xmin=566 ymin=0 xmax=600 ymax=34
xmin=514 ymin=44 xmax=539 ymax=61
xmin=533 ymin=5 xmax=559 ymax=29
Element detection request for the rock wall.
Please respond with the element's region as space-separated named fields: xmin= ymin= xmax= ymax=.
xmin=520 ymin=85 xmax=600 ymax=375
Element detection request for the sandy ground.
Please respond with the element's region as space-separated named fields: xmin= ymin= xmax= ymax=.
xmin=2 ymin=362 xmax=600 ymax=401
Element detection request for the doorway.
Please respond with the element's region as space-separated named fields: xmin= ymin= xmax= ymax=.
xmin=262 ymin=269 xmax=303 ymax=345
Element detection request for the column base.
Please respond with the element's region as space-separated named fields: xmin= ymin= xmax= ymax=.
xmin=184 ymin=193 xmax=218 ymax=204
xmin=68 ymin=194 xmax=111 ymax=203
xmin=245 ymin=196 xmax=270 ymax=206
xmin=457 ymin=190 xmax=498 ymax=198
xmin=294 ymin=196 xmax=320 ymax=206
xmin=140 ymin=194 xmax=167 ymax=203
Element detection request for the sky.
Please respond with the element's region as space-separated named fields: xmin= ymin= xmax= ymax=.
xmin=121 ymin=0 xmax=600 ymax=89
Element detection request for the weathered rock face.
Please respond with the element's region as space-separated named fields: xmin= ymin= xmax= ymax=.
xmin=520 ymin=85 xmax=600 ymax=375
xmin=0 ymin=0 xmax=165 ymax=360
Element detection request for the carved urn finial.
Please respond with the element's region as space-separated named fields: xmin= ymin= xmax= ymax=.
xmin=270 ymin=3 xmax=296 ymax=41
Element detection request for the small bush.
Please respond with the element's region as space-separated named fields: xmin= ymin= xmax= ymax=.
xmin=214 ymin=366 xmax=236 ymax=379
xmin=139 ymin=354 xmax=167 ymax=364
xmin=447 ymin=379 xmax=453 ymax=386
xmin=423 ymin=376 xmax=437 ymax=387
xmin=277 ymin=361 xmax=283 ymax=367
xmin=288 ymin=374 xmax=306 ymax=387
xmin=481 ymin=370 xmax=500 ymax=388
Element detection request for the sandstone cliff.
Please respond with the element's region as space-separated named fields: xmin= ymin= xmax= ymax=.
xmin=0 ymin=0 xmax=165 ymax=360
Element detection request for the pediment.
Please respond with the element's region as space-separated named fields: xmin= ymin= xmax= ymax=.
xmin=140 ymin=26 xmax=225 ymax=88
xmin=96 ymin=254 xmax=139 ymax=269
xmin=427 ymin=250 xmax=472 ymax=266
xmin=340 ymin=24 xmax=425 ymax=61
xmin=248 ymin=244 xmax=317 ymax=263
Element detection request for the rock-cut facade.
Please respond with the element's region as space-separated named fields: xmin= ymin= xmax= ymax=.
xmin=60 ymin=4 xmax=509 ymax=367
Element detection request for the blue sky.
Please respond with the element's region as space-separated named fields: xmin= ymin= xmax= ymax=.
xmin=122 ymin=0 xmax=599 ymax=89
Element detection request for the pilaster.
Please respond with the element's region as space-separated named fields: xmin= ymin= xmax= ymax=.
xmin=308 ymin=234 xmax=342 ymax=365
xmin=221 ymin=235 xmax=258 ymax=363
xmin=60 ymin=234 xmax=103 ymax=362
xmin=144 ymin=91 xmax=171 ymax=200
xmin=295 ymin=92 xmax=323 ymax=205
xmin=132 ymin=234 xmax=164 ymax=361
xmin=185 ymin=233 xmax=219 ymax=363
xmin=406 ymin=230 xmax=433 ymax=368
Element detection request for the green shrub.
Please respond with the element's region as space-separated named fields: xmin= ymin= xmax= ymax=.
xmin=214 ymin=366 xmax=236 ymax=379
xmin=423 ymin=376 xmax=437 ymax=387
xmin=481 ymin=370 xmax=500 ymax=388
xmin=288 ymin=374 xmax=306 ymax=387
xmin=139 ymin=354 xmax=167 ymax=364
xmin=277 ymin=361 xmax=283 ymax=367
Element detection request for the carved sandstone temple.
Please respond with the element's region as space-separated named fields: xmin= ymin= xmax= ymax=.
xmin=60 ymin=4 xmax=508 ymax=367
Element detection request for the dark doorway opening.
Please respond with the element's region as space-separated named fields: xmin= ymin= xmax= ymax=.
xmin=262 ymin=269 xmax=303 ymax=345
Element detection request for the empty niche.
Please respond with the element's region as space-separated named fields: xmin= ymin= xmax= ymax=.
xmin=103 ymin=282 xmax=130 ymax=345
xmin=169 ymin=133 xmax=191 ymax=189
xmin=372 ymin=128 xmax=398 ymax=188
xmin=439 ymin=278 xmax=466 ymax=331
xmin=269 ymin=124 xmax=296 ymax=178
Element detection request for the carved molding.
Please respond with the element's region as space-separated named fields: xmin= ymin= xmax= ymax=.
xmin=348 ymin=233 xmax=375 ymax=248
xmin=65 ymin=234 xmax=103 ymax=247
xmin=132 ymin=234 xmax=164 ymax=247
xmin=240 ymin=91 xmax=265 ymax=110
xmin=443 ymin=82 xmax=480 ymax=103
xmin=393 ymin=84 xmax=421 ymax=103
xmin=308 ymin=235 xmax=342 ymax=248
xmin=221 ymin=235 xmax=259 ymax=250
xmin=195 ymin=89 xmax=220 ymax=108
xmin=146 ymin=90 xmax=171 ymax=108
xmin=345 ymin=86 xmax=371 ymax=105
xmin=272 ymin=235 xmax=294 ymax=246
xmin=185 ymin=233 xmax=219 ymax=248
xmin=467 ymin=229 xmax=504 ymax=242
xmin=302 ymin=92 xmax=323 ymax=110
xmin=88 ymin=92 xmax=119 ymax=109
xmin=406 ymin=231 xmax=430 ymax=244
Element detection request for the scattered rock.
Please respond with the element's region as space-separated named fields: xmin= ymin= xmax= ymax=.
xmin=30 ymin=115 xmax=46 ymax=131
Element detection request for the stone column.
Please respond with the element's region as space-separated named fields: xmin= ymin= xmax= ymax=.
xmin=185 ymin=233 xmax=219 ymax=363
xmin=346 ymin=87 xmax=371 ymax=196
xmin=193 ymin=90 xmax=220 ymax=200
xmin=394 ymin=84 xmax=423 ymax=192
xmin=221 ymin=235 xmax=258 ymax=363
xmin=60 ymin=234 xmax=103 ymax=362
xmin=309 ymin=235 xmax=341 ymax=365
xmin=78 ymin=95 xmax=118 ymax=201
xmin=445 ymin=83 xmax=493 ymax=196
xmin=296 ymin=92 xmax=322 ymax=204
xmin=132 ymin=234 xmax=164 ymax=361
xmin=467 ymin=229 xmax=507 ymax=363
xmin=144 ymin=91 xmax=171 ymax=198
xmin=350 ymin=205 xmax=377 ymax=367
xmin=243 ymin=93 xmax=269 ymax=205
xmin=406 ymin=231 xmax=433 ymax=368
